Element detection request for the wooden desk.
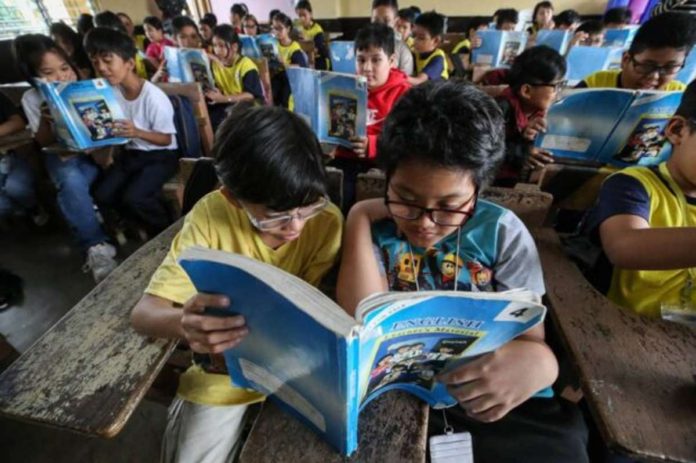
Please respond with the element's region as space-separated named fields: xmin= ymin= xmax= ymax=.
xmin=0 ymin=220 xmax=182 ymax=437
xmin=534 ymin=228 xmax=696 ymax=462
xmin=0 ymin=130 xmax=32 ymax=154
xmin=240 ymin=391 xmax=428 ymax=462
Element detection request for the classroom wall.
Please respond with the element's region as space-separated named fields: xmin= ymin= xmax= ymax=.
xmin=96 ymin=0 xmax=159 ymax=22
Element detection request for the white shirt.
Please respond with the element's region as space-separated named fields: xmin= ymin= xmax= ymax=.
xmin=114 ymin=81 xmax=178 ymax=151
xmin=20 ymin=88 xmax=43 ymax=135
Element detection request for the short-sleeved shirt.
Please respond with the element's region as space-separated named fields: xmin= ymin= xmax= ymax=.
xmin=584 ymin=164 xmax=696 ymax=317
xmin=415 ymin=49 xmax=449 ymax=81
xmin=372 ymin=199 xmax=545 ymax=295
xmin=113 ymin=80 xmax=178 ymax=151
xmin=145 ymin=38 xmax=175 ymax=61
xmin=278 ymin=41 xmax=308 ymax=68
xmin=146 ymin=189 xmax=343 ymax=405
xmin=0 ymin=92 xmax=21 ymax=125
xmin=452 ymin=39 xmax=472 ymax=55
xmin=578 ymin=69 xmax=687 ymax=91
xmin=211 ymin=56 xmax=264 ymax=102
xmin=20 ymin=88 xmax=44 ymax=135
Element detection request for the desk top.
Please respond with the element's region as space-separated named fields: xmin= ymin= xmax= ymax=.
xmin=535 ymin=228 xmax=696 ymax=463
xmin=0 ymin=220 xmax=182 ymax=437
xmin=240 ymin=391 xmax=428 ymax=462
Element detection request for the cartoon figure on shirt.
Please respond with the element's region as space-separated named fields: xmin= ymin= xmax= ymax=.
xmin=393 ymin=252 xmax=422 ymax=290
xmin=440 ymin=252 xmax=464 ymax=290
xmin=466 ymin=260 xmax=494 ymax=291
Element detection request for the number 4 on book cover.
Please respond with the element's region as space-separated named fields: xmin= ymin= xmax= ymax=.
xmin=178 ymin=247 xmax=550 ymax=456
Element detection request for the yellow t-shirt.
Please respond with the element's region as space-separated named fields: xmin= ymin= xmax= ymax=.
xmin=452 ymin=39 xmax=472 ymax=55
xmin=278 ymin=40 xmax=305 ymax=68
xmin=211 ymin=56 xmax=259 ymax=96
xmin=415 ymin=48 xmax=449 ymax=80
xmin=406 ymin=36 xmax=415 ymax=52
xmin=583 ymin=69 xmax=687 ymax=91
xmin=146 ymin=189 xmax=343 ymax=405
xmin=301 ymin=21 xmax=324 ymax=41
xmin=606 ymin=164 xmax=696 ymax=317
xmin=135 ymin=34 xmax=147 ymax=52
xmin=135 ymin=53 xmax=148 ymax=79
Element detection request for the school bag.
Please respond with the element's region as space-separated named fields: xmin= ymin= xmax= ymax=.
xmin=168 ymin=94 xmax=202 ymax=158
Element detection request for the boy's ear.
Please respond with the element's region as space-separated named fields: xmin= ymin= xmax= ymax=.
xmin=388 ymin=52 xmax=397 ymax=67
xmin=220 ymin=186 xmax=241 ymax=207
xmin=620 ymin=51 xmax=631 ymax=69
xmin=665 ymin=116 xmax=687 ymax=145
xmin=518 ymin=83 xmax=533 ymax=100
xmin=433 ymin=35 xmax=442 ymax=47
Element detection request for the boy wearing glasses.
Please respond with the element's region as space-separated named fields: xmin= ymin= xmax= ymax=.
xmin=578 ymin=13 xmax=696 ymax=91
xmin=337 ymin=81 xmax=588 ymax=462
xmin=131 ymin=103 xmax=342 ymax=463
xmin=494 ymin=46 xmax=567 ymax=185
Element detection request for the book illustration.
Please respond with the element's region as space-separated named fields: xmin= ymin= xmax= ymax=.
xmin=614 ymin=116 xmax=669 ymax=163
xmin=164 ymin=47 xmax=215 ymax=90
xmin=500 ymin=40 xmax=523 ymax=67
xmin=35 ymin=78 xmax=128 ymax=150
xmin=329 ymin=41 xmax=356 ymax=74
xmin=328 ymin=92 xmax=358 ymax=141
xmin=72 ymin=98 xmax=116 ymax=141
xmin=471 ymin=30 xmax=527 ymax=68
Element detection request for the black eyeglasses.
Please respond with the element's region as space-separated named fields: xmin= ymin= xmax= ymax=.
xmin=530 ymin=80 xmax=567 ymax=92
xmin=629 ymin=55 xmax=684 ymax=76
xmin=384 ymin=187 xmax=478 ymax=226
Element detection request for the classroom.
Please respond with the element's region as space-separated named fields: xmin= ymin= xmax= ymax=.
xmin=0 ymin=0 xmax=695 ymax=461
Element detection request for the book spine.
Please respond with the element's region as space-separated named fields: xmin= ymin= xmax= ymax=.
xmin=343 ymin=333 xmax=359 ymax=455
xmin=594 ymin=92 xmax=637 ymax=162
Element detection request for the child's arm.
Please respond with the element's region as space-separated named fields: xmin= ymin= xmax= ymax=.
xmin=0 ymin=114 xmax=25 ymax=137
xmin=336 ymin=199 xmax=390 ymax=315
xmin=131 ymin=292 xmax=249 ymax=354
xmin=407 ymin=72 xmax=430 ymax=86
xmin=407 ymin=55 xmax=446 ymax=86
xmin=113 ymin=120 xmax=173 ymax=146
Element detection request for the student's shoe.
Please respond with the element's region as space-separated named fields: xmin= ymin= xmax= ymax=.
xmin=83 ymin=243 xmax=118 ymax=284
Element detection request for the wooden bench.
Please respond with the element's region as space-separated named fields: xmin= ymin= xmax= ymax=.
xmin=534 ymin=227 xmax=696 ymax=462
xmin=0 ymin=220 xmax=182 ymax=437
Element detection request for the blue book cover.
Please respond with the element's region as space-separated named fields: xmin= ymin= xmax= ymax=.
xmin=179 ymin=247 xmax=547 ymax=456
xmin=329 ymin=41 xmax=356 ymax=74
xmin=676 ymin=46 xmax=696 ymax=85
xmin=599 ymin=91 xmax=683 ymax=166
xmin=535 ymin=29 xmax=571 ymax=55
xmin=36 ymin=78 xmax=128 ymax=150
xmin=471 ymin=30 xmax=527 ymax=68
xmin=240 ymin=34 xmax=280 ymax=62
xmin=287 ymin=67 xmax=367 ymax=148
xmin=164 ymin=46 xmax=215 ymax=91
xmin=565 ymin=46 xmax=622 ymax=85
xmin=603 ymin=26 xmax=639 ymax=49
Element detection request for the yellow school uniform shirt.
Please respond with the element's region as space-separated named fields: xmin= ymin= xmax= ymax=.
xmin=452 ymin=39 xmax=472 ymax=55
xmin=301 ymin=21 xmax=324 ymax=41
xmin=145 ymin=189 xmax=343 ymax=405
xmin=278 ymin=40 xmax=304 ymax=67
xmin=415 ymin=48 xmax=449 ymax=80
xmin=406 ymin=36 xmax=415 ymax=51
xmin=584 ymin=69 xmax=687 ymax=91
xmin=211 ymin=56 xmax=259 ymax=95
xmin=606 ymin=164 xmax=696 ymax=317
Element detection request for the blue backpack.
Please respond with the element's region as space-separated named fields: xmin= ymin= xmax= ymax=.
xmin=168 ymin=94 xmax=202 ymax=158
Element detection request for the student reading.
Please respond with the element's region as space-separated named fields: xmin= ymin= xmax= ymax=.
xmin=371 ymin=0 xmax=415 ymax=76
xmin=130 ymin=104 xmax=343 ymax=463
xmin=337 ymin=81 xmax=588 ymax=462
xmin=583 ymin=80 xmax=696 ymax=318
xmin=577 ymin=12 xmax=696 ymax=90
xmin=409 ymin=11 xmax=449 ymax=85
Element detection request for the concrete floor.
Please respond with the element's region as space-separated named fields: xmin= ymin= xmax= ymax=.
xmin=0 ymin=218 xmax=168 ymax=462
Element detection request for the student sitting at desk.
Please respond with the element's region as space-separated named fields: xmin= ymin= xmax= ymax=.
xmin=131 ymin=104 xmax=342 ymax=463
xmin=583 ymin=80 xmax=696 ymax=318
xmin=337 ymin=81 xmax=588 ymax=463
xmin=577 ymin=12 xmax=695 ymax=90
xmin=151 ymin=16 xmax=204 ymax=84
xmin=295 ymin=0 xmax=331 ymax=70
xmin=199 ymin=13 xmax=217 ymax=52
xmin=270 ymin=12 xmax=308 ymax=108
xmin=371 ymin=0 xmax=415 ymax=77
xmin=409 ymin=11 xmax=449 ymax=85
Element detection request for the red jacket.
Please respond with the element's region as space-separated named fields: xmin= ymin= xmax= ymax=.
xmin=336 ymin=68 xmax=411 ymax=160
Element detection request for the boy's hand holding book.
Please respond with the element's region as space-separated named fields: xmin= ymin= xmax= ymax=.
xmin=113 ymin=120 xmax=139 ymax=138
xmin=180 ymin=293 xmax=249 ymax=354
xmin=527 ymin=147 xmax=554 ymax=170
xmin=523 ymin=115 xmax=547 ymax=141
xmin=350 ymin=136 xmax=368 ymax=158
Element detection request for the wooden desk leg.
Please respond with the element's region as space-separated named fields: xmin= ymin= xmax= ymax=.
xmin=239 ymin=391 xmax=428 ymax=463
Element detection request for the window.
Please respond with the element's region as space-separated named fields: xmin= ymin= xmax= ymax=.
xmin=0 ymin=0 xmax=96 ymax=40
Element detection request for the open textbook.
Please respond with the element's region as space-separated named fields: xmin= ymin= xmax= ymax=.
xmin=179 ymin=247 xmax=550 ymax=456
xmin=36 ymin=78 xmax=128 ymax=150
xmin=287 ymin=67 xmax=367 ymax=149
xmin=240 ymin=33 xmax=280 ymax=63
xmin=536 ymin=88 xmax=684 ymax=166
xmin=471 ymin=30 xmax=527 ymax=68
xmin=565 ymin=46 xmax=624 ymax=85
xmin=163 ymin=46 xmax=214 ymax=91
xmin=328 ymin=41 xmax=356 ymax=74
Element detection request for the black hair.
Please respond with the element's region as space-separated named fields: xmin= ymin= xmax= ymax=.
xmin=244 ymin=14 xmax=259 ymax=27
xmin=296 ymin=0 xmax=313 ymax=13
xmin=95 ymin=11 xmax=128 ymax=34
xmin=50 ymin=22 xmax=91 ymax=72
xmin=355 ymin=23 xmax=395 ymax=56
xmin=273 ymin=12 xmax=293 ymax=29
xmin=507 ymin=45 xmax=567 ymax=91
xmin=576 ymin=20 xmax=605 ymax=35
xmin=200 ymin=13 xmax=217 ymax=28
xmin=397 ymin=7 xmax=418 ymax=23
xmin=409 ymin=5 xmax=421 ymax=14
xmin=378 ymin=81 xmax=505 ymax=188
xmin=555 ymin=9 xmax=580 ymax=27
xmin=496 ymin=9 xmax=519 ymax=28
xmin=676 ymin=80 xmax=696 ymax=121
xmin=116 ymin=12 xmax=131 ymax=23
xmin=84 ymin=27 xmax=137 ymax=61
xmin=12 ymin=34 xmax=80 ymax=87
xmin=143 ymin=16 xmax=164 ymax=31
xmin=77 ymin=14 xmax=94 ymax=36
xmin=172 ymin=15 xmax=199 ymax=36
xmin=372 ymin=0 xmax=399 ymax=11
xmin=533 ymin=1 xmax=554 ymax=22
xmin=629 ymin=13 xmax=696 ymax=55
xmin=414 ymin=11 xmax=446 ymax=38
xmin=213 ymin=103 xmax=327 ymax=210
xmin=212 ymin=24 xmax=240 ymax=45
xmin=231 ymin=3 xmax=249 ymax=17
xmin=467 ymin=17 xmax=489 ymax=34
xmin=269 ymin=9 xmax=281 ymax=22
xmin=603 ymin=7 xmax=632 ymax=26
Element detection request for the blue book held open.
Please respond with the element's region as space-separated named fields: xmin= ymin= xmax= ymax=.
xmin=163 ymin=46 xmax=215 ymax=91
xmin=565 ymin=46 xmax=624 ymax=85
xmin=179 ymin=247 xmax=549 ymax=456
xmin=240 ymin=34 xmax=281 ymax=62
xmin=287 ymin=67 xmax=367 ymax=149
xmin=471 ymin=30 xmax=527 ymax=68
xmin=603 ymin=26 xmax=639 ymax=49
xmin=329 ymin=41 xmax=356 ymax=74
xmin=536 ymin=88 xmax=684 ymax=166
xmin=535 ymin=29 xmax=571 ymax=55
xmin=36 ymin=78 xmax=128 ymax=150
